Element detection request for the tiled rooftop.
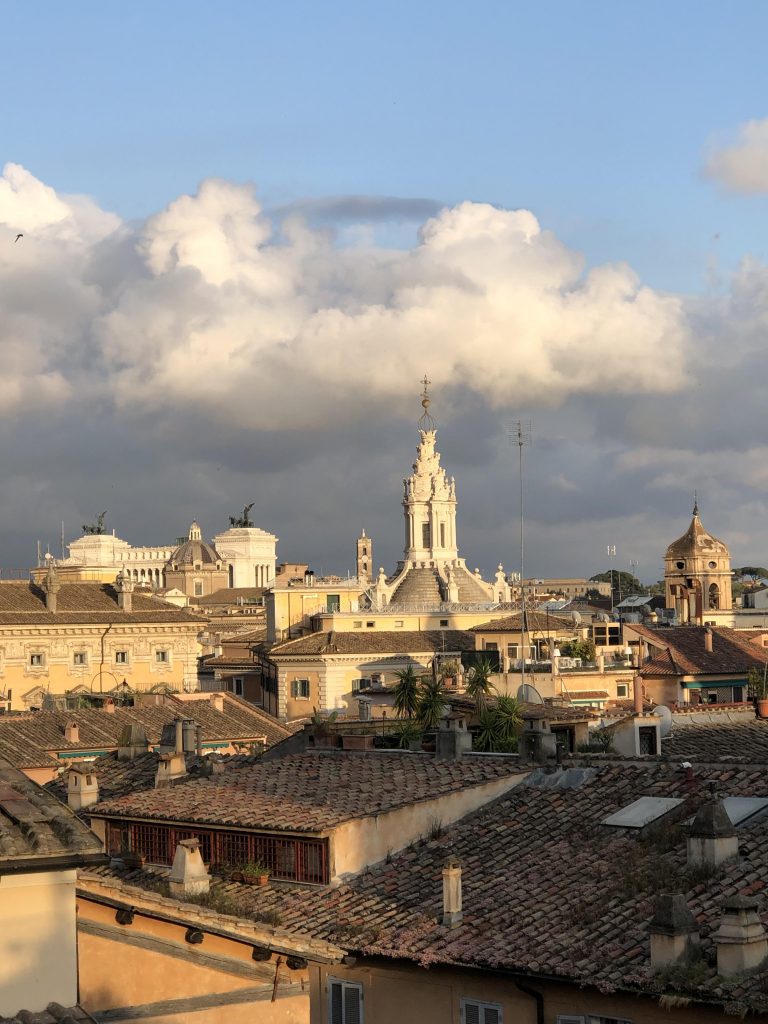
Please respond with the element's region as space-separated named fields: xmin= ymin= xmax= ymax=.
xmin=0 ymin=1006 xmax=95 ymax=1024
xmin=270 ymin=629 xmax=476 ymax=657
xmin=471 ymin=610 xmax=577 ymax=633
xmin=89 ymin=751 xmax=524 ymax=832
xmin=91 ymin=762 xmax=768 ymax=1012
xmin=0 ymin=758 xmax=103 ymax=866
xmin=0 ymin=693 xmax=289 ymax=768
xmin=0 ymin=581 xmax=201 ymax=624
xmin=664 ymin=710 xmax=768 ymax=763
xmin=634 ymin=624 xmax=768 ymax=675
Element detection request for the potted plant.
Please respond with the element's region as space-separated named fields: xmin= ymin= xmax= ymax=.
xmin=748 ymin=666 xmax=768 ymax=718
xmin=239 ymin=860 xmax=271 ymax=886
xmin=438 ymin=659 xmax=460 ymax=689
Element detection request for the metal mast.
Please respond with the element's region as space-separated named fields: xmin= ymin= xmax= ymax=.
xmin=514 ymin=421 xmax=531 ymax=689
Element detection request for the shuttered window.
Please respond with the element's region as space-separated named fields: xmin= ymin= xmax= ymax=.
xmin=460 ymin=999 xmax=502 ymax=1024
xmin=328 ymin=979 xmax=363 ymax=1024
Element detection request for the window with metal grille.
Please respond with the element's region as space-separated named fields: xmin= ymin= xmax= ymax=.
xmin=106 ymin=819 xmax=329 ymax=882
xmin=460 ymin=999 xmax=502 ymax=1024
xmin=328 ymin=979 xmax=363 ymax=1024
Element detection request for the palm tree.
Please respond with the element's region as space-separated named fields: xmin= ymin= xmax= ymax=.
xmin=465 ymin=656 xmax=495 ymax=711
xmin=416 ymin=676 xmax=447 ymax=732
xmin=473 ymin=695 xmax=522 ymax=753
xmin=393 ymin=665 xmax=420 ymax=718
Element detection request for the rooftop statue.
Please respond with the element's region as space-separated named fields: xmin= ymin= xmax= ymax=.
xmin=229 ymin=502 xmax=255 ymax=528
xmin=82 ymin=511 xmax=107 ymax=535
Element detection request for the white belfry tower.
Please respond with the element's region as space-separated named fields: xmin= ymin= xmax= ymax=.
xmin=402 ymin=378 xmax=458 ymax=565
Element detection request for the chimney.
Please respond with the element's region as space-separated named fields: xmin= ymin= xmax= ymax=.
xmin=42 ymin=563 xmax=60 ymax=613
xmin=168 ymin=838 xmax=210 ymax=898
xmin=704 ymin=627 xmax=713 ymax=653
xmin=104 ymin=698 xmax=116 ymax=714
xmin=67 ymin=766 xmax=99 ymax=811
xmin=633 ymin=673 xmax=644 ymax=713
xmin=64 ymin=720 xmax=79 ymax=744
xmin=155 ymin=750 xmax=187 ymax=787
xmin=436 ymin=711 xmax=472 ymax=760
xmin=175 ymin=717 xmax=184 ymax=753
xmin=687 ymin=799 xmax=738 ymax=869
xmin=115 ymin=569 xmax=134 ymax=613
xmin=442 ymin=856 xmax=462 ymax=927
xmin=210 ymin=693 xmax=224 ymax=713
xmin=714 ymin=897 xmax=768 ymax=976
xmin=648 ymin=894 xmax=700 ymax=970
xmin=117 ymin=723 xmax=149 ymax=761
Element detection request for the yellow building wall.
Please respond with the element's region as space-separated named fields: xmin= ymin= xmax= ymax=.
xmin=312 ymin=960 xmax=732 ymax=1024
xmin=78 ymin=894 xmax=310 ymax=1023
xmin=283 ymin=669 xmax=322 ymax=720
xmin=267 ymin=586 xmax=366 ymax=644
xmin=0 ymin=622 xmax=201 ymax=710
xmin=312 ymin=608 xmax=519 ymax=633
xmin=0 ymin=869 xmax=78 ymax=1016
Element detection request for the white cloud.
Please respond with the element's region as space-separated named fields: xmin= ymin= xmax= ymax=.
xmin=705 ymin=119 xmax=768 ymax=194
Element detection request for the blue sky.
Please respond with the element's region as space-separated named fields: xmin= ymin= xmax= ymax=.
xmin=4 ymin=1 xmax=768 ymax=290
xmin=3 ymin=2 xmax=768 ymax=580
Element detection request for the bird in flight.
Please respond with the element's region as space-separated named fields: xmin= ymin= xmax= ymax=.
xmin=14 ymin=234 xmax=22 ymax=243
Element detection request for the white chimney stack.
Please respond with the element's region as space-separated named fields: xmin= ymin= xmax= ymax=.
xmin=648 ymin=894 xmax=699 ymax=970
xmin=168 ymin=838 xmax=210 ymax=898
xmin=442 ymin=856 xmax=462 ymax=927
xmin=67 ymin=766 xmax=99 ymax=811
xmin=687 ymin=799 xmax=738 ymax=870
xmin=714 ymin=897 xmax=768 ymax=976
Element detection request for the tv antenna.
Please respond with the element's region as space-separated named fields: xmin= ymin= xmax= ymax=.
xmin=510 ymin=420 xmax=531 ymax=687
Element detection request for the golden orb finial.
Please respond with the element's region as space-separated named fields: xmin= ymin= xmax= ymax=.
xmin=418 ymin=375 xmax=436 ymax=430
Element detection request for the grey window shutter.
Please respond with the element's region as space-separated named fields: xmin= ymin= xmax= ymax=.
xmin=464 ymin=1003 xmax=481 ymax=1024
xmin=344 ymin=984 xmax=362 ymax=1024
xmin=329 ymin=981 xmax=343 ymax=1024
xmin=483 ymin=1007 xmax=501 ymax=1024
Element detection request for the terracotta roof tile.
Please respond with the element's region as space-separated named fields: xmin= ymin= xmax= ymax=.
xmin=0 ymin=581 xmax=202 ymax=624
xmin=270 ymin=630 xmax=475 ymax=657
xmin=89 ymin=751 xmax=524 ymax=831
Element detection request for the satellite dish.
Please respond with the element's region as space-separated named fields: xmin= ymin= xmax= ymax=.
xmin=517 ymin=683 xmax=544 ymax=704
xmin=570 ymin=611 xmax=582 ymax=625
xmin=652 ymin=705 xmax=673 ymax=738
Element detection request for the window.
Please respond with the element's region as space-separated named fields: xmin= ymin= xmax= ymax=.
xmin=616 ymin=683 xmax=628 ymax=698
xmin=291 ymin=678 xmax=310 ymax=699
xmin=353 ymin=621 xmax=363 ymax=628
xmin=440 ymin=523 xmax=445 ymax=547
xmin=366 ymin=621 xmax=375 ymax=628
xmin=232 ymin=676 xmax=244 ymax=696
xmin=328 ymin=979 xmax=363 ymax=1024
xmin=422 ymin=522 xmax=431 ymax=548
xmin=460 ymin=999 xmax=502 ymax=1024
xmin=194 ymin=581 xmax=203 ymax=597
xmin=327 ymin=594 xmax=341 ymax=613
xmin=440 ymin=619 xmax=448 ymax=627
xmin=73 ymin=652 xmax=87 ymax=666
xmin=351 ymin=679 xmax=361 ymax=694
xmin=115 ymin=651 xmax=128 ymax=665
xmin=155 ymin=649 xmax=169 ymax=664
xmin=29 ymin=653 xmax=45 ymax=667
xmin=394 ymin=619 xmax=404 ymax=628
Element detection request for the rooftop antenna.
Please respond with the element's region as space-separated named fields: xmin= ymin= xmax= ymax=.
xmin=60 ymin=521 xmax=65 ymax=561
xmin=511 ymin=420 xmax=531 ymax=688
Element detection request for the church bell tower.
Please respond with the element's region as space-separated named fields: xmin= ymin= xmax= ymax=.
xmin=356 ymin=529 xmax=373 ymax=583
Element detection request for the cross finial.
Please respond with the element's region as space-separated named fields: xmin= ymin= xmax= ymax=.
xmin=418 ymin=375 xmax=436 ymax=430
xmin=692 ymin=490 xmax=699 ymax=516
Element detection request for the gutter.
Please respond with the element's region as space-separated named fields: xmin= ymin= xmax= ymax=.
xmin=0 ymin=850 xmax=108 ymax=876
xmin=515 ymin=977 xmax=544 ymax=1024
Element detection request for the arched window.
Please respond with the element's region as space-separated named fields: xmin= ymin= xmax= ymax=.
xmin=709 ymin=583 xmax=720 ymax=610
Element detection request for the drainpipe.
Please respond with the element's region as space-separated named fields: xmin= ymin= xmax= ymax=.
xmin=99 ymin=621 xmax=115 ymax=694
xmin=515 ymin=979 xmax=544 ymax=1024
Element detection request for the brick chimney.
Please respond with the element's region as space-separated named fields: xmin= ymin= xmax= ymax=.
xmin=687 ymin=799 xmax=738 ymax=869
xmin=168 ymin=838 xmax=210 ymax=898
xmin=210 ymin=693 xmax=224 ymax=713
xmin=64 ymin=720 xmax=79 ymax=744
xmin=442 ymin=856 xmax=462 ymax=927
xmin=704 ymin=627 xmax=713 ymax=653
xmin=714 ymin=896 xmax=768 ymax=976
xmin=648 ymin=893 xmax=700 ymax=970
xmin=115 ymin=569 xmax=134 ymax=613
xmin=67 ymin=765 xmax=99 ymax=811
xmin=633 ymin=673 xmax=644 ymax=713
xmin=42 ymin=563 xmax=60 ymax=614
